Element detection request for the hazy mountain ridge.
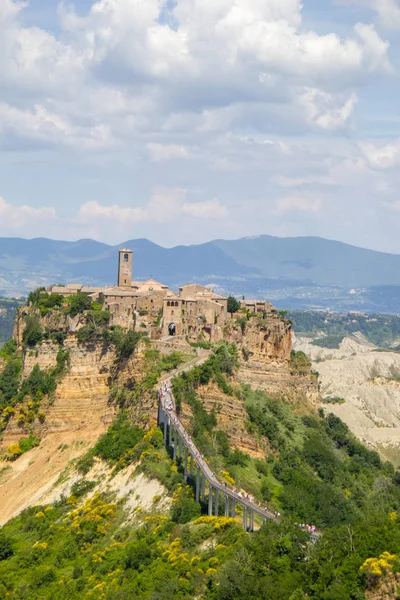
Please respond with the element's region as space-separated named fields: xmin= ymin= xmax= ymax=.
xmin=0 ymin=235 xmax=399 ymax=313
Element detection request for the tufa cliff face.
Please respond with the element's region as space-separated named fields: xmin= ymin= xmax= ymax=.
xmin=223 ymin=317 xmax=292 ymax=364
xmin=3 ymin=308 xmax=160 ymax=448
xmin=13 ymin=307 xmax=85 ymax=346
xmin=1 ymin=337 xmax=116 ymax=448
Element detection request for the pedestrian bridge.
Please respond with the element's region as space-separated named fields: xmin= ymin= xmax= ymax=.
xmin=158 ymin=363 xmax=276 ymax=531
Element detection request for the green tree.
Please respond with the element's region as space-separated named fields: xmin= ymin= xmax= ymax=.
xmin=227 ymin=296 xmax=240 ymax=315
xmin=23 ymin=315 xmax=43 ymax=348
xmin=68 ymin=293 xmax=92 ymax=317
xmin=0 ymin=534 xmax=13 ymax=561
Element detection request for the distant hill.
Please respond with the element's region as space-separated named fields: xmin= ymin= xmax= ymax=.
xmin=0 ymin=235 xmax=399 ymax=313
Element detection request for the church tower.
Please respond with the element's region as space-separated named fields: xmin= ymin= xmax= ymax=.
xmin=118 ymin=249 xmax=133 ymax=287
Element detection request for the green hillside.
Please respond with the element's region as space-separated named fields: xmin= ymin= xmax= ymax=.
xmin=1 ymin=345 xmax=400 ymax=598
xmin=288 ymin=311 xmax=400 ymax=349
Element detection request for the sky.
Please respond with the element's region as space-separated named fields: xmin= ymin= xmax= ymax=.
xmin=1 ymin=0 xmax=400 ymax=252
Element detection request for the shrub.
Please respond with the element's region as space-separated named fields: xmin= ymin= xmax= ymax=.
xmin=93 ymin=413 xmax=144 ymax=463
xmin=56 ymin=346 xmax=70 ymax=375
xmin=71 ymin=479 xmax=96 ymax=498
xmin=19 ymin=365 xmax=57 ymax=401
xmin=261 ymin=480 xmax=272 ymax=502
xmin=170 ymin=485 xmax=201 ymax=524
xmin=68 ymin=293 xmax=92 ymax=317
xmin=0 ymin=359 xmax=22 ymax=407
xmin=289 ymin=350 xmax=311 ymax=375
xmin=115 ymin=330 xmax=143 ymax=361
xmin=226 ymin=449 xmax=249 ymax=467
xmin=23 ymin=315 xmax=43 ymax=348
xmin=0 ymin=535 xmax=13 ymax=561
xmin=0 ymin=339 xmax=17 ymax=360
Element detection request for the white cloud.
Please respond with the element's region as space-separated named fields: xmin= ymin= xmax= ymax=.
xmin=0 ymin=196 xmax=56 ymax=228
xmin=0 ymin=103 xmax=114 ymax=148
xmin=274 ymin=174 xmax=335 ymax=187
xmin=182 ymin=199 xmax=228 ymax=219
xmin=339 ymin=0 xmax=400 ymax=30
xmin=147 ymin=143 xmax=190 ymax=162
xmin=0 ymin=0 xmax=392 ymax=150
xmin=275 ymin=194 xmax=322 ymax=213
xmin=298 ymin=88 xmax=358 ymax=130
xmin=0 ymin=190 xmax=229 ymax=241
xmin=359 ymin=139 xmax=400 ymax=169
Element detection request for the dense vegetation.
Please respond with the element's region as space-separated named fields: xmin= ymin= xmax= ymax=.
xmin=2 ymin=313 xmax=400 ymax=598
xmin=288 ymin=310 xmax=400 ymax=348
xmin=2 ymin=395 xmax=400 ymax=598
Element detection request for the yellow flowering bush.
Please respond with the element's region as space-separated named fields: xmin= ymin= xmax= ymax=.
xmin=5 ymin=443 xmax=22 ymax=461
xmin=360 ymin=551 xmax=398 ymax=586
xmin=193 ymin=516 xmax=238 ymax=530
xmin=67 ymin=493 xmax=117 ymax=543
xmin=222 ymin=471 xmax=235 ymax=486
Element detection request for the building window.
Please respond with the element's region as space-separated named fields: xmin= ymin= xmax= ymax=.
xmin=124 ymin=253 xmax=129 ymax=262
xmin=175 ymin=301 xmax=179 ymax=307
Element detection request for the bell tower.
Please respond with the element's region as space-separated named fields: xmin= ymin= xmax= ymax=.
xmin=118 ymin=248 xmax=133 ymax=287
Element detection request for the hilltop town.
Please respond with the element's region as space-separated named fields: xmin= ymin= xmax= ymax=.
xmin=45 ymin=248 xmax=290 ymax=362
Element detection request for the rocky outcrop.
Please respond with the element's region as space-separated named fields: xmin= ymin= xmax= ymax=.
xmin=180 ymin=381 xmax=265 ymax=459
xmin=1 ymin=338 xmax=116 ymax=447
xmin=238 ymin=361 xmax=320 ymax=405
xmin=224 ymin=317 xmax=292 ymax=364
xmin=13 ymin=307 xmax=85 ymax=346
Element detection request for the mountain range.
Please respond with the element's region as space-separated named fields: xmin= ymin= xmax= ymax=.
xmin=0 ymin=235 xmax=399 ymax=313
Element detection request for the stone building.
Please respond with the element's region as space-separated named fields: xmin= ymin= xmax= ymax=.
xmin=48 ymin=250 xmax=284 ymax=351
xmin=118 ymin=248 xmax=133 ymax=287
xmin=240 ymin=299 xmax=275 ymax=315
xmin=162 ymin=284 xmax=228 ymax=342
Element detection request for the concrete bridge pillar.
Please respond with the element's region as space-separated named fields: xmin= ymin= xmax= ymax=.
xmin=196 ymin=467 xmax=200 ymax=503
xmin=208 ymin=487 xmax=213 ymax=516
xmin=231 ymin=500 xmax=236 ymax=518
xmin=243 ymin=506 xmax=248 ymax=530
xmin=249 ymin=510 xmax=254 ymax=532
xmin=173 ymin=428 xmax=177 ymax=460
xmin=184 ymin=446 xmax=188 ymax=481
xmin=224 ymin=495 xmax=229 ymax=517
xmin=214 ymin=489 xmax=219 ymax=516
xmin=201 ymin=473 xmax=206 ymax=502
xmin=168 ymin=418 xmax=172 ymax=447
xmin=190 ymin=453 xmax=194 ymax=478
xmin=179 ymin=435 xmax=183 ymax=458
xmin=163 ymin=415 xmax=167 ymax=445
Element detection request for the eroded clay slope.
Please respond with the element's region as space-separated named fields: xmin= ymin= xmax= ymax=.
xmin=295 ymin=334 xmax=400 ymax=463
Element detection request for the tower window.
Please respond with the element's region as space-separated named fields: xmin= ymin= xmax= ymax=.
xmin=124 ymin=253 xmax=129 ymax=262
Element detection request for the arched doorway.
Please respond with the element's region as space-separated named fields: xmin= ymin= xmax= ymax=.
xmin=168 ymin=322 xmax=176 ymax=336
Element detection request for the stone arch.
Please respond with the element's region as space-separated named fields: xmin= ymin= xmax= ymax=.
xmin=168 ymin=322 xmax=176 ymax=336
